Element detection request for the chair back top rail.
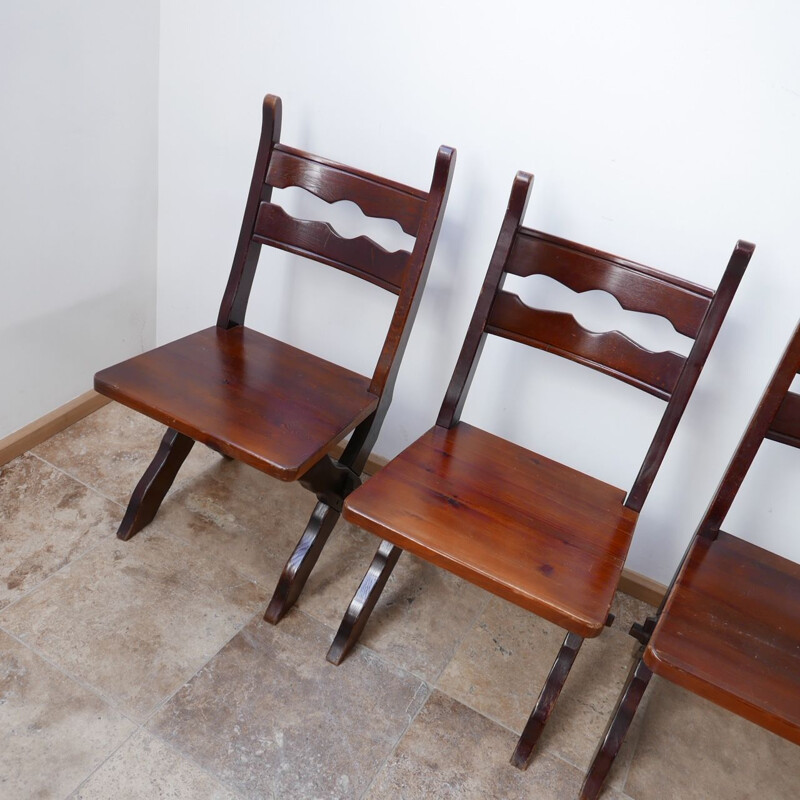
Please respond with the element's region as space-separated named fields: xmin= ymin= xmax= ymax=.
xmin=438 ymin=170 xmax=753 ymax=512
xmin=701 ymin=322 xmax=800 ymax=534
xmin=505 ymin=230 xmax=713 ymax=337
xmin=266 ymin=144 xmax=427 ymax=237
xmin=217 ymin=93 xmax=455 ymax=401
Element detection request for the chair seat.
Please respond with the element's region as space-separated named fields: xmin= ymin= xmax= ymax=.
xmin=94 ymin=326 xmax=379 ymax=481
xmin=343 ymin=423 xmax=638 ymax=636
xmin=644 ymin=531 xmax=800 ymax=744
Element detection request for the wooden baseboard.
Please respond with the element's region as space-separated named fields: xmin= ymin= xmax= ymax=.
xmin=618 ymin=568 xmax=666 ymax=607
xmin=334 ymin=442 xmax=666 ymax=607
xmin=0 ymin=390 xmax=110 ymax=467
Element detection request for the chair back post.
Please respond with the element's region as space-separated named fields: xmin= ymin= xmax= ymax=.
xmin=366 ymin=145 xmax=456 ymax=399
xmin=625 ymin=240 xmax=755 ymax=512
xmin=700 ymin=321 xmax=800 ymax=535
xmin=335 ymin=147 xmax=455 ymax=475
xmin=437 ymin=171 xmax=534 ymax=428
xmin=217 ymin=94 xmax=283 ymax=329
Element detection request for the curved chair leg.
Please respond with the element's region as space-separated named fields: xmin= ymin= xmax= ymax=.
xmin=580 ymin=655 xmax=652 ymax=800
xmin=511 ymin=631 xmax=584 ymax=769
xmin=326 ymin=539 xmax=403 ymax=665
xmin=264 ymin=501 xmax=340 ymax=624
xmin=116 ymin=427 xmax=195 ymax=541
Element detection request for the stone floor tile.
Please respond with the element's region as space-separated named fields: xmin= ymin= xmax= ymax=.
xmin=0 ymin=511 xmax=266 ymax=721
xmin=366 ymin=690 xmax=626 ymax=800
xmin=297 ymin=520 xmax=490 ymax=682
xmin=32 ymin=401 xmax=222 ymax=506
xmin=624 ymin=679 xmax=800 ymax=800
xmin=0 ymin=453 xmax=120 ymax=611
xmin=0 ymin=629 xmax=135 ymax=799
xmin=436 ymin=595 xmax=645 ymax=783
xmin=149 ymin=611 xmax=427 ymax=800
xmin=165 ymin=460 xmax=317 ymax=589
xmin=71 ymin=729 xmax=240 ymax=799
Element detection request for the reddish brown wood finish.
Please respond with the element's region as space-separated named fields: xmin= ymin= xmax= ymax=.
xmin=485 ymin=292 xmax=686 ymax=399
xmin=344 ymin=423 xmax=638 ymax=637
xmin=93 ymin=94 xmax=455 ymax=619
xmin=252 ymin=202 xmax=410 ymax=293
xmin=582 ymin=321 xmax=800 ymax=800
xmin=331 ymin=171 xmax=752 ymax=770
xmin=645 ymin=532 xmax=800 ymax=743
xmin=95 ymin=326 xmax=379 ymax=481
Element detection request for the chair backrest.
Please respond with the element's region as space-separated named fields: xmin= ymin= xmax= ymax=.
xmin=700 ymin=322 xmax=800 ymax=536
xmin=217 ymin=94 xmax=455 ymax=400
xmin=438 ymin=171 xmax=753 ymax=512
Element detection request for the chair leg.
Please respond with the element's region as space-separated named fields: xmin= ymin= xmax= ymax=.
xmin=116 ymin=427 xmax=195 ymax=541
xmin=580 ymin=655 xmax=652 ymax=800
xmin=326 ymin=539 xmax=403 ymax=665
xmin=264 ymin=501 xmax=340 ymax=624
xmin=510 ymin=631 xmax=584 ymax=769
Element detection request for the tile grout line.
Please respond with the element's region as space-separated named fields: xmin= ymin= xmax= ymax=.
xmin=0 ymin=624 xmax=142 ymax=726
xmin=0 ymin=534 xmax=118 ymax=619
xmin=27 ymin=451 xmax=127 ymax=510
xmin=138 ymin=605 xmax=268 ymax=726
xmin=430 ymin=589 xmax=492 ymax=687
xmin=61 ymin=722 xmax=146 ymax=800
xmin=143 ymin=727 xmax=251 ymax=800
xmin=356 ymin=678 xmax=433 ymax=800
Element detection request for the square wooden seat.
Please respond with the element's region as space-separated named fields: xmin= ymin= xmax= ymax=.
xmin=345 ymin=423 xmax=637 ymax=636
xmin=645 ymin=531 xmax=800 ymax=744
xmin=95 ymin=326 xmax=379 ymax=481
xmin=326 ymin=170 xmax=752 ymax=772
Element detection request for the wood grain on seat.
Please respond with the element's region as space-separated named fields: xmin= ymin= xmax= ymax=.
xmin=95 ymin=325 xmax=379 ymax=481
xmin=644 ymin=531 xmax=800 ymax=744
xmin=343 ymin=422 xmax=638 ymax=637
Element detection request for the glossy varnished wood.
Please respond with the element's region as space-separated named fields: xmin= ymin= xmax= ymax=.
xmin=343 ymin=423 xmax=638 ymax=637
xmin=266 ymin=144 xmax=427 ymax=237
xmin=253 ymin=202 xmax=410 ymax=293
xmin=505 ymin=231 xmax=713 ymax=338
xmin=486 ymin=292 xmax=686 ymax=399
xmin=95 ymin=326 xmax=379 ymax=481
xmin=644 ymin=531 xmax=800 ymax=744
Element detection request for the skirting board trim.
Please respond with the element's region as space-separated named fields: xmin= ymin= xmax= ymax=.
xmin=0 ymin=390 xmax=110 ymax=468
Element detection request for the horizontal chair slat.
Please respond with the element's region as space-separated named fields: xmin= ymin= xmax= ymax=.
xmin=267 ymin=145 xmax=427 ymax=237
xmin=768 ymin=391 xmax=800 ymax=448
xmin=486 ymin=291 xmax=686 ymax=399
xmin=253 ymin=202 xmax=409 ymax=294
xmin=506 ymin=231 xmax=712 ymax=340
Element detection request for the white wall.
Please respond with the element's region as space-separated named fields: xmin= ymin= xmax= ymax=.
xmin=0 ymin=1 xmax=160 ymax=438
xmin=157 ymin=0 xmax=800 ymax=584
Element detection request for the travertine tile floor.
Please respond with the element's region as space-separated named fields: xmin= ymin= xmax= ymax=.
xmin=1 ymin=402 xmax=798 ymax=799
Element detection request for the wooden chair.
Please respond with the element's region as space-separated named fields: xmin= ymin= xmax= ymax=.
xmin=325 ymin=171 xmax=753 ymax=770
xmin=581 ymin=321 xmax=800 ymax=800
xmin=94 ymin=94 xmax=455 ymax=623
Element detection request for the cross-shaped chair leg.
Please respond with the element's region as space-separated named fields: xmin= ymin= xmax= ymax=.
xmin=264 ymin=501 xmax=341 ymax=624
xmin=580 ymin=654 xmax=652 ymax=800
xmin=511 ymin=630 xmax=584 ymax=769
xmin=326 ymin=539 xmax=403 ymax=664
xmin=116 ymin=427 xmax=195 ymax=541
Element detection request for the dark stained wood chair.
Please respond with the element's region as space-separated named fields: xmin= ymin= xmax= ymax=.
xmin=581 ymin=321 xmax=800 ymax=800
xmin=93 ymin=94 xmax=455 ymax=622
xmin=325 ymin=171 xmax=753 ymax=770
